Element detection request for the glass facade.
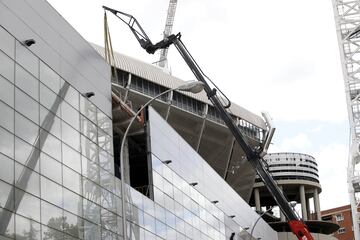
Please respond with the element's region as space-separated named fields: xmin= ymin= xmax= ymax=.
xmin=0 ymin=26 xmax=118 ymax=240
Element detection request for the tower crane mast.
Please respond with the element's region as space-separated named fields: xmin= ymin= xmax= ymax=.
xmin=332 ymin=1 xmax=360 ymax=239
xmin=158 ymin=0 xmax=178 ymax=69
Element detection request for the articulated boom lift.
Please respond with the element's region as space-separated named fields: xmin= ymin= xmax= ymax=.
xmin=103 ymin=6 xmax=313 ymax=240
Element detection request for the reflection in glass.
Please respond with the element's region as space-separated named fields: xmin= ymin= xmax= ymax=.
xmin=0 ymin=181 xmax=13 ymax=211
xmin=0 ymin=207 xmax=15 ymax=238
xmin=63 ymin=166 xmax=82 ymax=195
xmin=83 ymin=177 xmax=101 ymax=205
xmin=83 ymin=199 xmax=100 ymax=224
xmin=0 ymin=76 xmax=14 ymax=107
xmin=101 ymin=208 xmax=117 ymax=233
xmin=61 ymin=102 xmax=80 ymax=131
xmin=15 ymin=113 xmax=39 ymax=146
xmin=63 ymin=210 xmax=83 ymax=238
xmin=15 ymin=214 xmax=41 ymax=240
xmin=15 ymin=162 xmax=40 ymax=197
xmin=41 ymin=133 xmax=61 ymax=161
xmin=15 ymin=188 xmax=40 ymax=222
xmin=156 ymin=219 xmax=166 ymax=239
xmin=40 ymin=152 xmax=62 ymax=184
xmin=84 ymin=219 xmax=101 ymax=240
xmin=41 ymin=176 xmax=63 ymax=207
xmin=15 ymin=65 xmax=39 ymax=101
xmin=62 ymin=144 xmax=81 ymax=173
xmin=62 ymin=122 xmax=80 ymax=152
xmin=40 ymin=106 xmax=61 ymax=139
xmin=80 ymin=97 xmax=97 ymax=124
xmin=40 ymin=61 xmax=60 ymax=93
xmin=0 ymin=101 xmax=14 ymax=133
xmin=64 ymin=85 xmax=79 ymax=110
xmin=82 ymin=157 xmax=99 ymax=184
xmin=40 ymin=83 xmax=61 ymax=116
xmin=63 ymin=187 xmax=82 ymax=216
xmin=81 ymin=135 xmax=98 ymax=163
xmin=0 ymin=154 xmax=14 ymax=184
xmin=99 ymin=150 xmax=114 ymax=174
xmin=41 ymin=200 xmax=62 ymax=229
xmin=15 ymin=41 xmax=39 ymax=77
xmin=15 ymin=137 xmax=40 ymax=171
xmin=81 ymin=115 xmax=97 ymax=143
xmin=0 ymin=127 xmax=14 ymax=158
xmin=0 ymin=50 xmax=14 ymax=82
xmin=41 ymin=224 xmax=63 ymax=240
xmin=15 ymin=89 xmax=39 ymax=124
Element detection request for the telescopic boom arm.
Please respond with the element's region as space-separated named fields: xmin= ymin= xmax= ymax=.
xmin=103 ymin=6 xmax=313 ymax=240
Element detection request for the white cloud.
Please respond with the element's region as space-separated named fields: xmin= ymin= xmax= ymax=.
xmin=315 ymin=143 xmax=349 ymax=210
xmin=269 ymin=133 xmax=312 ymax=153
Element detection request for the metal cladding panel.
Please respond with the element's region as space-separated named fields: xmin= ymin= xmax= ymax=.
xmin=93 ymin=44 xmax=266 ymax=129
xmin=148 ymin=107 xmax=278 ymax=240
xmin=0 ymin=0 xmax=111 ymax=117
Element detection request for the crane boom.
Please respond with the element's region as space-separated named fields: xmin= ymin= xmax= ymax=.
xmin=103 ymin=6 xmax=314 ymax=240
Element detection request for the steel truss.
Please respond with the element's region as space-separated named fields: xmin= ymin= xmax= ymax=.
xmin=332 ymin=1 xmax=360 ymax=239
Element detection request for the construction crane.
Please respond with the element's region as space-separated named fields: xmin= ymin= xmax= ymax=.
xmin=157 ymin=0 xmax=178 ymax=70
xmin=103 ymin=6 xmax=314 ymax=240
xmin=332 ymin=1 xmax=360 ymax=239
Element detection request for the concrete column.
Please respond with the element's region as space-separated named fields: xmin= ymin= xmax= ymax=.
xmin=254 ymin=188 xmax=261 ymax=212
xmin=299 ymin=185 xmax=308 ymax=220
xmin=279 ymin=186 xmax=286 ymax=221
xmin=313 ymin=188 xmax=321 ymax=220
xmin=306 ymin=197 xmax=311 ymax=220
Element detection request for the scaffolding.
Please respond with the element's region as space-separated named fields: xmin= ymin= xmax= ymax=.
xmin=332 ymin=1 xmax=360 ymax=239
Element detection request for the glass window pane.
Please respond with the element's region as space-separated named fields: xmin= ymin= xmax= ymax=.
xmin=40 ymin=152 xmax=61 ymax=184
xmin=82 ymin=157 xmax=99 ymax=184
xmin=40 ymin=105 xmax=61 ymax=139
xmin=0 ymin=154 xmax=14 ymax=184
xmin=15 ymin=162 xmax=40 ymax=197
xmin=0 ymin=207 xmax=15 ymax=238
xmin=41 ymin=176 xmax=63 ymax=207
xmin=64 ymin=85 xmax=79 ymax=110
xmin=40 ymin=133 xmax=61 ymax=161
xmin=83 ymin=199 xmax=100 ymax=224
xmin=41 ymin=224 xmax=63 ymax=239
xmin=40 ymin=83 xmax=61 ymax=116
xmin=81 ymin=135 xmax=98 ymax=163
xmin=15 ymin=89 xmax=39 ymax=124
xmin=63 ymin=210 xmax=83 ymax=238
xmin=0 ymin=127 xmax=14 ymax=158
xmin=0 ymin=101 xmax=14 ymax=133
xmin=15 ymin=112 xmax=39 ymax=146
xmin=99 ymin=149 xmax=114 ymax=173
xmin=62 ymin=102 xmax=80 ymax=130
xmin=15 ymin=65 xmax=39 ymax=101
xmin=101 ymin=208 xmax=117 ymax=233
xmin=41 ymin=200 xmax=63 ymax=229
xmin=14 ymin=136 xmax=40 ymax=171
xmin=82 ymin=178 xmax=101 ymax=205
xmin=62 ymin=122 xmax=80 ymax=151
xmin=15 ymin=188 xmax=40 ymax=222
xmin=40 ymin=62 xmax=60 ymax=93
xmin=63 ymin=187 xmax=82 ymax=216
xmin=0 ymin=27 xmax=15 ymax=59
xmin=15 ymin=41 xmax=39 ymax=77
xmin=62 ymin=143 xmax=81 ymax=173
xmin=0 ymin=50 xmax=14 ymax=82
xmin=63 ymin=166 xmax=82 ymax=194
xmin=97 ymin=111 xmax=112 ymax=136
xmin=80 ymin=97 xmax=97 ymax=124
xmin=84 ymin=219 xmax=101 ymax=240
xmin=15 ymin=214 xmax=41 ymax=240
xmin=0 ymin=180 xmax=14 ymax=211
xmin=80 ymin=115 xmax=97 ymax=142
xmin=98 ymin=129 xmax=112 ymax=155
xmin=0 ymin=75 xmax=14 ymax=107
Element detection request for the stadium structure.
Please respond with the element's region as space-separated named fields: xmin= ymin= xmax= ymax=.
xmin=0 ymin=1 xmax=339 ymax=240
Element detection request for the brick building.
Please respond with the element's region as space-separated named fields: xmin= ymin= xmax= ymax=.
xmin=321 ymin=205 xmax=360 ymax=240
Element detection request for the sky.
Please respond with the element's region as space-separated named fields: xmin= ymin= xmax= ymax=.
xmin=47 ymin=0 xmax=350 ymax=211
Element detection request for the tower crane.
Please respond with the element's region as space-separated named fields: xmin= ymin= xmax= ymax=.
xmin=103 ymin=6 xmax=314 ymax=240
xmin=332 ymin=1 xmax=360 ymax=239
xmin=157 ymin=0 xmax=178 ymax=70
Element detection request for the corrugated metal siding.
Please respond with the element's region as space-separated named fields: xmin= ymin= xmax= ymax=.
xmin=92 ymin=44 xmax=266 ymax=129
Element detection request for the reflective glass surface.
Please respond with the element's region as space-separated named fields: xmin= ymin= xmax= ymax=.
xmin=15 ymin=65 xmax=39 ymax=101
xmin=0 ymin=75 xmax=14 ymax=107
xmin=0 ymin=101 xmax=14 ymax=133
xmin=0 ymin=127 xmax=14 ymax=158
xmin=0 ymin=50 xmax=14 ymax=82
